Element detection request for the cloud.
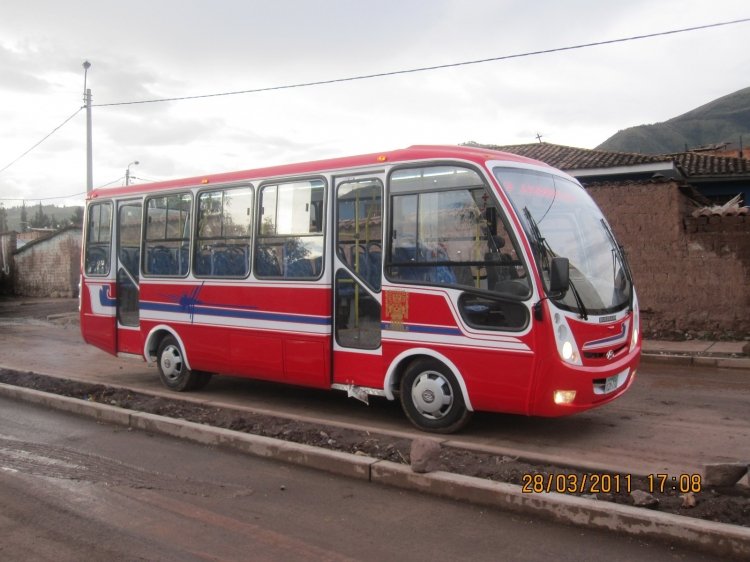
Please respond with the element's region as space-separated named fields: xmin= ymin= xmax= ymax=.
xmin=0 ymin=44 xmax=56 ymax=93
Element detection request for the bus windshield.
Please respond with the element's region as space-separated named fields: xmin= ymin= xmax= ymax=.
xmin=493 ymin=166 xmax=632 ymax=316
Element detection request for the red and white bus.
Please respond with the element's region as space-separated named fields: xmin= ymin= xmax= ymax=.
xmin=80 ymin=145 xmax=640 ymax=432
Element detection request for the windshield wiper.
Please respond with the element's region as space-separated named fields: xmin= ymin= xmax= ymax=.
xmin=600 ymin=219 xmax=634 ymax=310
xmin=523 ymin=207 xmax=549 ymax=267
xmin=567 ymin=277 xmax=588 ymax=320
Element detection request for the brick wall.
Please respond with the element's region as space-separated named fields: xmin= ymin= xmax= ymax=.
xmin=587 ymin=180 xmax=750 ymax=335
xmin=13 ymin=228 xmax=81 ymax=298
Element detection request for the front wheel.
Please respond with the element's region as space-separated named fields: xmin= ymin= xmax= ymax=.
xmin=400 ymin=358 xmax=472 ymax=433
xmin=156 ymin=335 xmax=211 ymax=391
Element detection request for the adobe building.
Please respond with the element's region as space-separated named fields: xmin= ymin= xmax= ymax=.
xmin=11 ymin=226 xmax=82 ymax=298
xmin=472 ymin=142 xmax=750 ymax=336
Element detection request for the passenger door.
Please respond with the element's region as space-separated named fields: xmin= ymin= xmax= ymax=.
xmin=81 ymin=201 xmax=117 ymax=354
xmin=332 ymin=174 xmax=384 ymax=389
xmin=115 ymin=200 xmax=143 ymax=355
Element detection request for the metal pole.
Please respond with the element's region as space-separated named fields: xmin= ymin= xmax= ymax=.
xmin=85 ymin=88 xmax=93 ymax=192
xmin=83 ymin=61 xmax=93 ymax=193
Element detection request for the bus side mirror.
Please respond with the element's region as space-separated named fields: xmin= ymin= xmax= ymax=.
xmin=549 ymin=257 xmax=569 ymax=296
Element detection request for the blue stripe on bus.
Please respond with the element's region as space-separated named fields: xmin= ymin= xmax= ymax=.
xmin=98 ymin=285 xmax=117 ymax=307
xmin=140 ymin=301 xmax=331 ymax=326
xmin=381 ymin=322 xmax=462 ymax=336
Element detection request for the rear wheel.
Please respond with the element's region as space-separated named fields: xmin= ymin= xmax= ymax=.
xmin=156 ymin=335 xmax=211 ymax=391
xmin=400 ymin=358 xmax=471 ymax=433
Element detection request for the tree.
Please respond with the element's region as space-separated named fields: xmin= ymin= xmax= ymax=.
xmin=70 ymin=206 xmax=84 ymax=226
xmin=20 ymin=202 xmax=28 ymax=232
xmin=0 ymin=205 xmax=7 ymax=232
xmin=30 ymin=202 xmax=51 ymax=229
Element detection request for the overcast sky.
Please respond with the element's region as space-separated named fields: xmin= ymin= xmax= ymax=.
xmin=1 ymin=0 xmax=748 ymax=207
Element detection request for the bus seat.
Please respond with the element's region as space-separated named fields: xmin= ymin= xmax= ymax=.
xmin=178 ymin=246 xmax=189 ymax=276
xmin=286 ymin=257 xmax=314 ymax=278
xmin=255 ymin=246 xmax=281 ymax=277
xmin=366 ymin=247 xmax=382 ymax=289
xmin=148 ymin=246 xmax=176 ymax=275
xmin=312 ymin=255 xmax=323 ymax=276
xmin=392 ymin=246 xmax=424 ymax=281
xmin=195 ymin=248 xmax=212 ymax=276
xmin=425 ymin=246 xmax=456 ymax=285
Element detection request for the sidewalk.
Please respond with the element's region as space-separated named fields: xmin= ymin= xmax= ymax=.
xmin=642 ymin=339 xmax=750 ymax=370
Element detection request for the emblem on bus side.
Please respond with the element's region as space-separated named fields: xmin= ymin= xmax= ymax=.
xmin=385 ymin=290 xmax=410 ymax=332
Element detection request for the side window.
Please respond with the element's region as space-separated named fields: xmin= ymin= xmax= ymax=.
xmin=336 ymin=178 xmax=382 ymax=291
xmin=143 ymin=193 xmax=192 ymax=277
xmin=85 ymin=202 xmax=112 ymax=275
xmin=256 ymin=179 xmax=324 ymax=279
xmin=195 ymin=187 xmax=253 ymax=278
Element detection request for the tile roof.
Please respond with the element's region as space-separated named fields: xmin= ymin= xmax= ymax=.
xmin=470 ymin=142 xmax=672 ymax=170
xmin=472 ymin=142 xmax=750 ymax=178
xmin=666 ymin=152 xmax=750 ymax=177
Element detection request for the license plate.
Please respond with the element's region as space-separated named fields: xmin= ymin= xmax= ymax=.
xmin=604 ymin=374 xmax=619 ymax=394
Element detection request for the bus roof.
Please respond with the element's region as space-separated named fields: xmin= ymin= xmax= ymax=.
xmin=88 ymin=144 xmax=550 ymax=200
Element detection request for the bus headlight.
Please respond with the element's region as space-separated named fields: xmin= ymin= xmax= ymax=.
xmin=629 ymin=291 xmax=640 ymax=352
xmin=553 ymin=314 xmax=582 ymax=365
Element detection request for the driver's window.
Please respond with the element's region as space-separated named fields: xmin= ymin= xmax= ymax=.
xmin=84 ymin=202 xmax=112 ymax=276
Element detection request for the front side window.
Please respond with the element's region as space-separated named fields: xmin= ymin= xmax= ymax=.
xmin=85 ymin=202 xmax=112 ymax=275
xmin=143 ymin=193 xmax=192 ymax=276
xmin=195 ymin=187 xmax=253 ymax=277
xmin=387 ymin=167 xmax=530 ymax=298
xmin=387 ymin=165 xmax=531 ymax=330
xmin=495 ymin=167 xmax=633 ymax=316
xmin=256 ymin=179 xmax=324 ymax=279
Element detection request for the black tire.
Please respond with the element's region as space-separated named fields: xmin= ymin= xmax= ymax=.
xmin=156 ymin=335 xmax=209 ymax=392
xmin=399 ymin=358 xmax=472 ymax=433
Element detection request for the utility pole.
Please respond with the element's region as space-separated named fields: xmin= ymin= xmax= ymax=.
xmin=125 ymin=161 xmax=139 ymax=186
xmin=83 ymin=61 xmax=93 ymax=193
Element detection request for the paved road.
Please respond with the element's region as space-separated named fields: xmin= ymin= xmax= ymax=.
xmin=1 ymin=299 xmax=748 ymax=476
xmin=0 ymin=396 xmax=718 ymax=561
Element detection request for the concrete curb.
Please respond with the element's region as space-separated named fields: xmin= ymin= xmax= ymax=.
xmin=641 ymin=353 xmax=750 ymax=370
xmin=1 ymin=382 xmax=749 ymax=559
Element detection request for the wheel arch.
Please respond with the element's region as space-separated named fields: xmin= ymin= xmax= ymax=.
xmin=383 ymin=348 xmax=473 ymax=411
xmin=144 ymin=324 xmax=192 ymax=371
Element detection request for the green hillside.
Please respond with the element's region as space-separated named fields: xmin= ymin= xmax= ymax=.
xmin=597 ymin=86 xmax=750 ymax=154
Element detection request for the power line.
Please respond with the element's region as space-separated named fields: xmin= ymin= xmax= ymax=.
xmin=0 ymin=191 xmax=87 ymax=202
xmin=0 ymin=108 xmax=83 ymax=175
xmin=2 ymin=17 xmax=747 ymax=183
xmin=94 ymin=18 xmax=750 ymax=108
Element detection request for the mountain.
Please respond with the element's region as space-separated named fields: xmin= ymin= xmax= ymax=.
xmin=596 ymin=86 xmax=750 ymax=154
